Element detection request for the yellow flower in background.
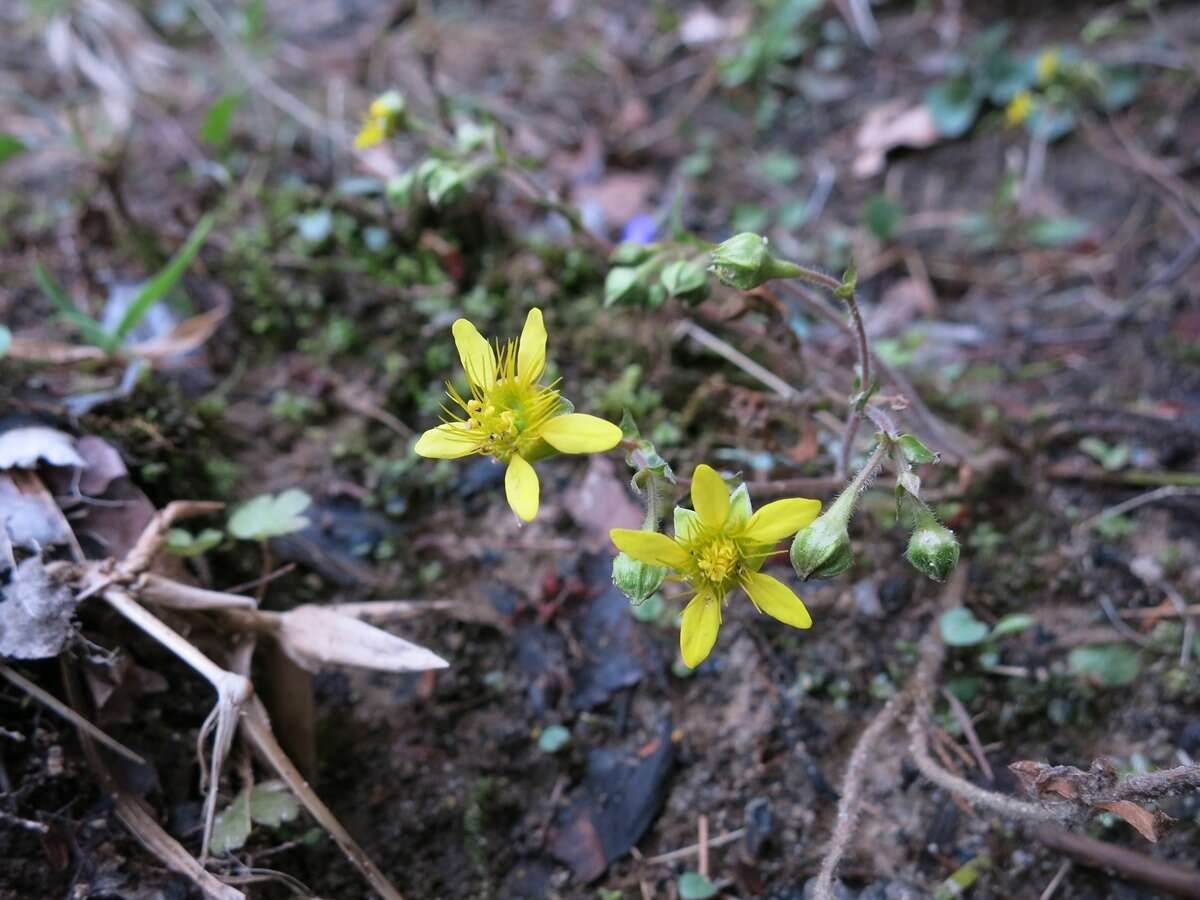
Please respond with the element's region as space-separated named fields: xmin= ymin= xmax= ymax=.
xmin=415 ymin=308 xmax=623 ymax=522
xmin=354 ymin=90 xmax=407 ymax=150
xmin=610 ymin=465 xmax=821 ymax=668
xmin=1036 ymin=48 xmax=1060 ymax=85
xmin=1005 ymin=90 xmax=1034 ymax=127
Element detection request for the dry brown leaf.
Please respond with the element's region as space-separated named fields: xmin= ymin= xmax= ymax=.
xmin=275 ymin=605 xmax=449 ymax=673
xmin=1096 ymin=800 xmax=1173 ymax=842
xmin=128 ymin=303 xmax=229 ymax=364
xmin=76 ymin=435 xmax=129 ymax=495
xmin=854 ymin=101 xmax=940 ymax=179
xmin=5 ymin=338 xmax=107 ymax=364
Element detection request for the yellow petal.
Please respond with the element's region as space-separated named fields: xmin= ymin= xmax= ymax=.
xmin=452 ymin=318 xmax=496 ymax=389
xmin=680 ymin=594 xmax=721 ymax=668
xmin=354 ymin=121 xmax=384 ymax=150
xmin=610 ymin=529 xmax=689 ymax=569
xmin=742 ymin=571 xmax=812 ymax=629
xmin=690 ymin=464 xmax=729 ymax=530
xmin=540 ymin=414 xmax=622 ymax=454
xmin=743 ymin=498 xmax=822 ymax=544
xmin=414 ymin=423 xmax=477 ymax=459
xmin=505 ymin=455 xmax=539 ymax=522
xmin=517 ymin=307 xmax=547 ymax=382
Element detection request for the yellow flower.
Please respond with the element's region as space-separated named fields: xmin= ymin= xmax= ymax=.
xmin=1005 ymin=90 xmax=1034 ymax=127
xmin=610 ymin=465 xmax=821 ymax=668
xmin=1036 ymin=48 xmax=1060 ymax=85
xmin=415 ymin=308 xmax=623 ymax=522
xmin=354 ymin=91 xmax=407 ymax=150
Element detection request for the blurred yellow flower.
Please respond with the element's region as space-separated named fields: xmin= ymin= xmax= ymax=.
xmin=610 ymin=465 xmax=820 ymax=668
xmin=1006 ymin=90 xmax=1034 ymax=127
xmin=354 ymin=91 xmax=407 ymax=150
xmin=415 ymin=308 xmax=622 ymax=522
xmin=1036 ymin=48 xmax=1060 ymax=85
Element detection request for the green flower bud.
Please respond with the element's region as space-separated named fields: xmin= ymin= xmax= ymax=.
xmin=708 ymin=232 xmax=804 ymax=291
xmin=790 ymin=488 xmax=855 ymax=580
xmin=604 ymin=266 xmax=646 ymax=307
xmin=612 ymin=551 xmax=668 ymax=605
xmin=906 ymin=517 xmax=960 ymax=582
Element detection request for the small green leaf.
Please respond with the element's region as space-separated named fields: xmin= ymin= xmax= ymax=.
xmin=1069 ymin=644 xmax=1140 ymax=687
xmin=113 ymin=215 xmax=214 ymax=343
xmin=0 ymin=134 xmax=26 ymax=165
xmin=755 ymin=152 xmax=801 ymax=184
xmin=939 ymin=607 xmax=989 ymax=647
xmin=1026 ymin=216 xmax=1091 ymax=248
xmin=228 ymin=489 xmax=312 ymax=541
xmin=631 ymin=593 xmax=665 ymax=623
xmin=210 ymin=792 xmax=252 ymax=855
xmin=926 ymin=76 xmax=982 ymax=138
xmin=248 ymin=780 xmax=300 ymax=827
xmin=165 ymin=527 xmax=224 ymax=557
xmin=991 ymin=613 xmax=1035 ymax=637
xmin=537 ymin=724 xmax=571 ymax=753
xmin=897 ymin=434 xmax=939 ymax=465
xmin=33 ymin=262 xmax=113 ymax=350
xmin=678 ymin=872 xmax=719 ymax=900
xmin=660 ymin=259 xmax=709 ymax=299
xmin=200 ymin=93 xmax=242 ymax=149
xmin=864 ymin=194 xmax=904 ymax=243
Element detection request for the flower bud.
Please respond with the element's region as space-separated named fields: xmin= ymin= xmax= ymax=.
xmin=789 ymin=513 xmax=854 ymax=580
xmin=612 ymin=552 xmax=668 ymax=605
xmin=708 ymin=233 xmax=803 ymax=291
xmin=905 ymin=517 xmax=960 ymax=582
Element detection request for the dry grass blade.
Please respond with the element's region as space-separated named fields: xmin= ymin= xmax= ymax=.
xmin=138 ymin=574 xmax=256 ymax=610
xmin=102 ymin=587 xmax=252 ymax=860
xmin=240 ymin=695 xmax=404 ymax=900
xmin=0 ymin=663 xmax=146 ymax=766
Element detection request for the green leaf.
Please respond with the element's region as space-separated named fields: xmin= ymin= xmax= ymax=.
xmin=537 ymin=724 xmax=570 ymax=753
xmin=897 ymin=434 xmax=939 ymax=465
xmin=1094 ymin=514 xmax=1136 ymax=540
xmin=660 ymin=259 xmax=709 ymax=299
xmin=0 ymin=134 xmax=26 ymax=165
xmin=200 ymin=93 xmax=242 ymax=149
xmin=980 ymin=51 xmax=1035 ymax=105
xmin=1026 ymin=216 xmax=1090 ymax=248
xmin=1078 ymin=437 xmax=1129 ymax=471
xmin=33 ymin=262 xmax=113 ymax=350
xmin=630 ymin=593 xmax=665 ymax=623
xmin=864 ymin=194 xmax=904 ymax=242
xmin=228 ymin=489 xmax=312 ymax=541
xmin=248 ymin=780 xmax=300 ymax=827
xmin=926 ymin=76 xmax=983 ymax=138
xmin=0 ymin=325 xmax=10 ymax=358
xmin=165 ymin=527 xmax=224 ymax=556
xmin=1069 ymin=644 xmax=1140 ymax=687
xmin=210 ymin=792 xmax=252 ymax=855
xmin=113 ymin=215 xmax=214 ymax=344
xmin=755 ymin=152 xmax=801 ymax=184
xmin=678 ymin=872 xmax=719 ymax=900
xmin=939 ymin=607 xmax=989 ymax=647
xmin=991 ymin=613 xmax=1035 ymax=637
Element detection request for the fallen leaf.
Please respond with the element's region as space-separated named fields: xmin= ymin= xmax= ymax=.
xmin=75 ymin=435 xmax=129 ymax=495
xmin=854 ymin=101 xmax=940 ymax=179
xmin=274 ymin=605 xmax=449 ymax=673
xmin=1097 ymin=800 xmax=1173 ymax=842
xmin=0 ymin=426 xmax=84 ymax=470
xmin=0 ymin=557 xmax=78 ymax=659
xmin=563 ymin=456 xmax=643 ymax=546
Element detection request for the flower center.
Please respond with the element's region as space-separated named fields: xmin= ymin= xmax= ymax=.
xmin=695 ymin=537 xmax=739 ymax=586
xmin=445 ymin=339 xmax=563 ymax=462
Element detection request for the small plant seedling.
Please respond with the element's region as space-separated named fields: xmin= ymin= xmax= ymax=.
xmin=537 ymin=724 xmax=571 ymax=754
xmin=678 ymin=871 xmax=719 ymax=900
xmin=165 ymin=528 xmax=224 ymax=556
xmin=210 ymin=780 xmax=301 ymax=854
xmin=228 ymin=489 xmax=312 ymax=541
